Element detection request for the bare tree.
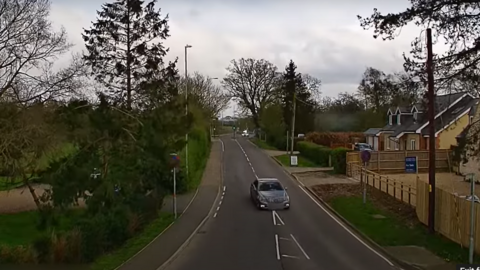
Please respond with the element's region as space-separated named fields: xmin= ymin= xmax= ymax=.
xmin=181 ymin=72 xmax=229 ymax=118
xmin=301 ymin=74 xmax=322 ymax=102
xmin=222 ymin=58 xmax=278 ymax=128
xmin=0 ymin=0 xmax=83 ymax=104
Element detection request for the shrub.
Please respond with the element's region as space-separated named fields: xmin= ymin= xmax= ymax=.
xmin=331 ymin=147 xmax=351 ymax=174
xmin=306 ymin=132 xmax=365 ymax=146
xmin=297 ymin=141 xmax=331 ymax=167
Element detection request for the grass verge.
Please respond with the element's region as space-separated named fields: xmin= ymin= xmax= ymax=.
xmin=90 ymin=212 xmax=174 ymax=270
xmin=250 ymin=138 xmax=277 ymax=150
xmin=275 ymin=154 xmax=319 ymax=167
xmin=330 ymin=195 xmax=472 ymax=263
xmin=0 ymin=209 xmax=84 ymax=247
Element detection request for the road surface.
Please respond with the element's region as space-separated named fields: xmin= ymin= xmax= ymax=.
xmin=164 ymin=137 xmax=400 ymax=270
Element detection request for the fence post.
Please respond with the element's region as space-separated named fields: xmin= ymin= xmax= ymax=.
xmin=373 ymin=174 xmax=376 ymax=188
xmin=401 ymin=183 xmax=404 ymax=203
xmin=386 ymin=177 xmax=390 ymax=195
xmin=379 ymin=175 xmax=382 ymax=192
xmin=393 ymin=181 xmax=396 ymax=199
xmin=408 ymin=186 xmax=411 ymax=205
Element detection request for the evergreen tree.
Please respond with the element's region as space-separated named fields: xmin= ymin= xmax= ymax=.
xmin=82 ymin=0 xmax=172 ymax=109
xmin=281 ymin=60 xmax=316 ymax=135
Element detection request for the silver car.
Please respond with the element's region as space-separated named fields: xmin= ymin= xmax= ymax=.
xmin=250 ymin=178 xmax=290 ymax=210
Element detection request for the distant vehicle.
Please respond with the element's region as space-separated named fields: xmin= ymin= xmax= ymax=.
xmin=297 ymin=133 xmax=305 ymax=138
xmin=242 ymin=130 xmax=248 ymax=137
xmin=354 ymin=143 xmax=372 ymax=151
xmin=250 ymin=178 xmax=290 ymax=210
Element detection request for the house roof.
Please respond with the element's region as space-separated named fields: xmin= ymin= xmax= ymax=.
xmin=379 ymin=92 xmax=476 ymax=138
xmin=364 ymin=128 xmax=382 ymax=135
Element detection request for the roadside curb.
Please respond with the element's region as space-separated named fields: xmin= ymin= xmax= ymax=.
xmin=156 ymin=139 xmax=225 ymax=270
xmin=302 ymin=182 xmax=424 ymax=270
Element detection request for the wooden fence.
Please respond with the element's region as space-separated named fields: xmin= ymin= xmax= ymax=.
xmin=416 ymin=180 xmax=480 ymax=251
xmin=347 ymin=163 xmax=417 ymax=206
xmin=346 ymin=150 xmax=452 ymax=174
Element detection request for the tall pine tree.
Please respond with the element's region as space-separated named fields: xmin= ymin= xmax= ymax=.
xmin=82 ymin=0 xmax=172 ymax=109
xmin=281 ymin=60 xmax=316 ymax=135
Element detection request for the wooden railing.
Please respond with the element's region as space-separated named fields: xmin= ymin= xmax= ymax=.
xmin=347 ymin=163 xmax=417 ymax=206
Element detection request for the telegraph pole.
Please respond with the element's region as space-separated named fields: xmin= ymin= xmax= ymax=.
xmin=426 ymin=28 xmax=436 ymax=234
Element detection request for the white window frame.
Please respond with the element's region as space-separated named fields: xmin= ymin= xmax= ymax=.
xmin=410 ymin=139 xmax=416 ymax=150
xmin=395 ymin=139 xmax=399 ymax=150
xmin=397 ymin=114 xmax=401 ymax=125
xmin=389 ymin=115 xmax=392 ymax=125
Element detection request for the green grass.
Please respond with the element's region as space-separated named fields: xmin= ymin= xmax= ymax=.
xmin=250 ymin=138 xmax=277 ymax=150
xmin=0 ymin=209 xmax=84 ymax=247
xmin=330 ymin=196 xmax=472 ymax=263
xmin=275 ymin=154 xmax=319 ymax=167
xmin=90 ymin=212 xmax=174 ymax=270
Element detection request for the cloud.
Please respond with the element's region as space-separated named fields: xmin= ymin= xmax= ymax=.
xmin=49 ymin=0 xmax=425 ymax=115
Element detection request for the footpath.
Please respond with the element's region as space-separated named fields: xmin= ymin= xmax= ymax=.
xmin=117 ymin=140 xmax=222 ymax=270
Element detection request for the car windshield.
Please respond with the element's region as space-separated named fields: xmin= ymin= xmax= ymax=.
xmin=259 ymin=181 xmax=284 ymax=191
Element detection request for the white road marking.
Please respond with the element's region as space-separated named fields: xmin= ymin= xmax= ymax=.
xmin=235 ymin=139 xmax=258 ymax=179
xmin=282 ymin=254 xmax=300 ymax=259
xmin=279 ymin=237 xmax=290 ymax=241
xmin=214 ymin=187 xmax=226 ymax=218
xmin=273 ymin=210 xmax=285 ymax=225
xmin=290 ymin=234 xmax=310 ymax=260
xmin=220 ymin=139 xmax=225 ymax=152
xmin=275 ymin=234 xmax=281 ymax=260
xmin=297 ymin=185 xmax=394 ymax=266
xmin=272 ymin=211 xmax=277 ymax=226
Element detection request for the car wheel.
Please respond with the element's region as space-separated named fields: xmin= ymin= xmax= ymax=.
xmin=284 ymin=206 xmax=290 ymax=210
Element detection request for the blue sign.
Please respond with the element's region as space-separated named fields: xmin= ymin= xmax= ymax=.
xmin=405 ymin=156 xmax=417 ymax=173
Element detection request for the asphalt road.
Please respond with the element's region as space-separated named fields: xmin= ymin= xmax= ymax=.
xmin=165 ymin=136 xmax=400 ymax=270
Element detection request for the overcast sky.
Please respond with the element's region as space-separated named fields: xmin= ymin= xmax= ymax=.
xmin=49 ymin=0 xmax=436 ymax=116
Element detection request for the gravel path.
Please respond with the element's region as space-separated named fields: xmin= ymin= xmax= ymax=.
xmin=0 ymin=184 xmax=50 ymax=213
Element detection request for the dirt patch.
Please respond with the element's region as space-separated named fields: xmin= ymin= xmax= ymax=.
xmin=386 ymin=173 xmax=479 ymax=196
xmin=295 ymin=172 xmax=357 ymax=187
xmin=312 ymin=183 xmax=417 ymax=226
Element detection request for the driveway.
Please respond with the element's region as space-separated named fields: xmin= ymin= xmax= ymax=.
xmin=164 ymin=137 xmax=400 ymax=270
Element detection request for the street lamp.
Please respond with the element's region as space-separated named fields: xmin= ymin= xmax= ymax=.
xmin=185 ymin=44 xmax=192 ymax=179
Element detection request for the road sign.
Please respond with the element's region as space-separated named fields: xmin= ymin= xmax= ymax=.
xmin=360 ymin=150 xmax=371 ymax=163
xmin=290 ymin=155 xmax=298 ymax=166
xmin=405 ymin=156 xmax=418 ymax=173
xmin=169 ymin=153 xmax=180 ymax=169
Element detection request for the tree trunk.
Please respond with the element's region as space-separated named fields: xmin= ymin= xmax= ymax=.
xmin=24 ymin=175 xmax=42 ymax=210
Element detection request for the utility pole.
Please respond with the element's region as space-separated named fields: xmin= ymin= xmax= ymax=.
xmin=184 ymin=44 xmax=192 ymax=180
xmin=290 ymin=91 xmax=296 ymax=155
xmin=426 ymin=28 xmax=436 ymax=234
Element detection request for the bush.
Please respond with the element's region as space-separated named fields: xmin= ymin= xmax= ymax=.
xmin=297 ymin=141 xmax=331 ymax=167
xmin=331 ymin=147 xmax=351 ymax=174
xmin=306 ymin=132 xmax=365 ymax=146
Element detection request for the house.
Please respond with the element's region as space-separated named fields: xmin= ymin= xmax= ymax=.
xmin=364 ymin=92 xmax=479 ymax=151
xmin=364 ymin=128 xmax=383 ymax=151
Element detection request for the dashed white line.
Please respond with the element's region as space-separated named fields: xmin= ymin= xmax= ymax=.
xmin=220 ymin=139 xmax=225 ymax=152
xmin=290 ymin=234 xmax=310 ymax=260
xmin=275 ymin=234 xmax=281 ymax=260
xmin=213 ymin=186 xmax=226 ymax=218
xmin=235 ymin=139 xmax=258 ymax=179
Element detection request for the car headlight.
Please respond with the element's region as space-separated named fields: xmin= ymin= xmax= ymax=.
xmin=258 ymin=195 xmax=267 ymax=203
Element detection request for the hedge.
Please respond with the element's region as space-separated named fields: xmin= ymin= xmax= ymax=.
xmin=306 ymin=132 xmax=365 ymax=146
xmin=297 ymin=141 xmax=331 ymax=167
xmin=330 ymin=147 xmax=351 ymax=174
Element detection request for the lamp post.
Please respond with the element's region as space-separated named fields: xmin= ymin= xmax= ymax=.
xmin=184 ymin=44 xmax=192 ymax=179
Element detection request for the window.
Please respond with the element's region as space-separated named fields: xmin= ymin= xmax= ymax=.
xmin=389 ymin=115 xmax=392 ymax=125
xmin=413 ymin=112 xmax=418 ymax=121
xmin=410 ymin=139 xmax=416 ymax=150
xmin=397 ymin=114 xmax=401 ymax=125
xmin=259 ymin=181 xmax=284 ymax=191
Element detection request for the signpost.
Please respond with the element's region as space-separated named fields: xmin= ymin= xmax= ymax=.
xmin=405 ymin=156 xmax=418 ymax=174
xmin=360 ymin=150 xmax=371 ymax=204
xmin=170 ymin=153 xmax=181 ymax=219
xmin=290 ymin=155 xmax=298 ymax=167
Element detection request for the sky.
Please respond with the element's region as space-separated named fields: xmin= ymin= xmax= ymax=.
xmin=49 ymin=0 xmax=439 ymax=117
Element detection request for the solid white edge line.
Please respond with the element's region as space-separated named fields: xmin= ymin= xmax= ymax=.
xmin=290 ymin=234 xmax=310 ymax=260
xmin=297 ymin=185 xmax=394 ymax=266
xmin=275 ymin=234 xmax=281 ymax=260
